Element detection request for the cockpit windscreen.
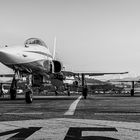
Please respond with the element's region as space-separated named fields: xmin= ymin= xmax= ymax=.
xmin=24 ymin=38 xmax=48 ymax=48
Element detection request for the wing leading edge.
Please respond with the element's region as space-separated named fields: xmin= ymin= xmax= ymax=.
xmin=62 ymin=71 xmax=128 ymax=76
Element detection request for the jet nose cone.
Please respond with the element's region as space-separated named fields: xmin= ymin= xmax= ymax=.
xmin=0 ymin=49 xmax=16 ymax=64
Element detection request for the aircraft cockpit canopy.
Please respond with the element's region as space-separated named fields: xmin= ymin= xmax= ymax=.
xmin=24 ymin=38 xmax=48 ymax=48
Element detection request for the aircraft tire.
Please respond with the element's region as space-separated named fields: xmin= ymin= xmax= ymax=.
xmin=130 ymin=89 xmax=134 ymax=96
xmin=25 ymin=90 xmax=33 ymax=103
xmin=10 ymin=89 xmax=16 ymax=100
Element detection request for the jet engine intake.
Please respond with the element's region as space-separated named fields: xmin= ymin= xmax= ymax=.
xmin=52 ymin=60 xmax=62 ymax=73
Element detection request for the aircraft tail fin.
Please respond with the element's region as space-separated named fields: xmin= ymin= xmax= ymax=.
xmin=53 ymin=37 xmax=56 ymax=60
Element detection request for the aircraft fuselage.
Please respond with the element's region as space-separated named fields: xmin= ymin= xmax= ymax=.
xmin=0 ymin=42 xmax=53 ymax=74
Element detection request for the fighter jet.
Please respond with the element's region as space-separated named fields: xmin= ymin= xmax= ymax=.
xmin=0 ymin=38 xmax=128 ymax=103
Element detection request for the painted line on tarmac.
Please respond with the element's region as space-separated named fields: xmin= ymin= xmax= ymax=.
xmin=94 ymin=113 xmax=140 ymax=115
xmin=0 ymin=118 xmax=140 ymax=140
xmin=0 ymin=112 xmax=43 ymax=115
xmin=64 ymin=95 xmax=82 ymax=115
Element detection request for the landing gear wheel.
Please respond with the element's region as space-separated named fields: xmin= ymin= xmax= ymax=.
xmin=25 ymin=90 xmax=33 ymax=103
xmin=10 ymin=89 xmax=17 ymax=100
xmin=131 ymin=89 xmax=134 ymax=96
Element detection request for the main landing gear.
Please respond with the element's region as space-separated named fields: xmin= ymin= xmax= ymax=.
xmin=130 ymin=81 xmax=135 ymax=97
xmin=25 ymin=75 xmax=33 ymax=103
xmin=25 ymin=86 xmax=33 ymax=103
xmin=10 ymin=76 xmax=17 ymax=100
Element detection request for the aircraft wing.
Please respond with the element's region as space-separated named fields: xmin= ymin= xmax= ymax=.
xmin=107 ymin=76 xmax=140 ymax=83
xmin=108 ymin=80 xmax=140 ymax=82
xmin=62 ymin=71 xmax=128 ymax=76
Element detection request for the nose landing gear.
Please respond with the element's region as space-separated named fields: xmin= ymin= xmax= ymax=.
xmin=9 ymin=73 xmax=33 ymax=103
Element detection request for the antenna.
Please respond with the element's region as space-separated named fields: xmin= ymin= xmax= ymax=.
xmin=53 ymin=37 xmax=56 ymax=60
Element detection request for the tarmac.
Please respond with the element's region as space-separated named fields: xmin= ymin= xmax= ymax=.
xmin=0 ymin=93 xmax=140 ymax=139
xmin=0 ymin=118 xmax=140 ymax=139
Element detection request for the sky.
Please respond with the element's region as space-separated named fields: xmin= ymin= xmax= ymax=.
xmin=0 ymin=0 xmax=140 ymax=79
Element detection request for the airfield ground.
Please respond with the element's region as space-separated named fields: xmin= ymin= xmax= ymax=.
xmin=0 ymin=93 xmax=140 ymax=139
